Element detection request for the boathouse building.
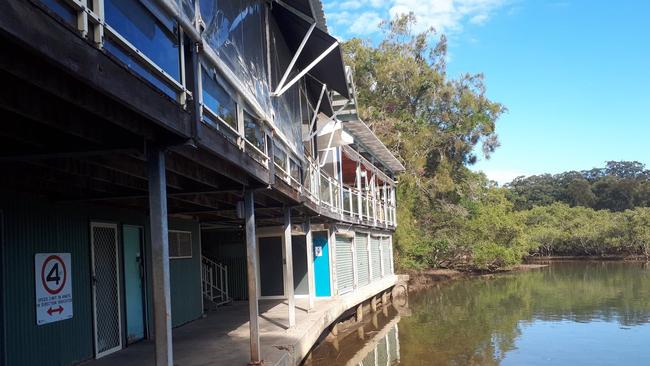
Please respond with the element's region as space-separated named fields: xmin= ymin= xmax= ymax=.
xmin=0 ymin=0 xmax=403 ymax=364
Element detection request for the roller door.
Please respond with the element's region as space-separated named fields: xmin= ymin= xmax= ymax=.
xmin=355 ymin=233 xmax=370 ymax=287
xmin=381 ymin=236 xmax=392 ymax=275
xmin=335 ymin=235 xmax=354 ymax=294
xmin=370 ymin=236 xmax=381 ymax=281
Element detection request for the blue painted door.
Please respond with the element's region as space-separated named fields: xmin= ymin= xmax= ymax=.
xmin=123 ymin=226 xmax=145 ymax=343
xmin=313 ymin=231 xmax=331 ymax=297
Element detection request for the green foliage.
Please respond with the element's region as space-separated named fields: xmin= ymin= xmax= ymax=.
xmin=507 ymin=161 xmax=650 ymax=211
xmin=343 ymin=14 xmax=649 ymax=271
xmin=342 ymin=14 xmax=506 ymax=271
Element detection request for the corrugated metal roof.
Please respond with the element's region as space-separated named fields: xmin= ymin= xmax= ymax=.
xmin=342 ymin=119 xmax=405 ymax=173
xmin=333 ymin=67 xmax=405 ymax=173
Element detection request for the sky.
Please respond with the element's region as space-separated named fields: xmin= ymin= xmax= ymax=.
xmin=322 ymin=0 xmax=650 ymax=185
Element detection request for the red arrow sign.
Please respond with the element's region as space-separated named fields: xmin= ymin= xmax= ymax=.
xmin=47 ymin=306 xmax=64 ymax=316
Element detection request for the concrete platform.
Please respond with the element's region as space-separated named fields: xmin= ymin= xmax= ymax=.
xmin=82 ymin=276 xmax=397 ymax=366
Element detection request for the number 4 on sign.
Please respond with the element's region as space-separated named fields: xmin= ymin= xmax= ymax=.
xmin=47 ymin=263 xmax=61 ymax=286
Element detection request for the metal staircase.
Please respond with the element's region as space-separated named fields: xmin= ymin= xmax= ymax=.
xmin=201 ymin=256 xmax=231 ymax=308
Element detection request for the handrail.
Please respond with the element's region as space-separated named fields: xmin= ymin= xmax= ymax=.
xmin=201 ymin=256 xmax=231 ymax=307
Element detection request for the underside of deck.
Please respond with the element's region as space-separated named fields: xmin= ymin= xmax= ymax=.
xmin=82 ymin=276 xmax=397 ymax=366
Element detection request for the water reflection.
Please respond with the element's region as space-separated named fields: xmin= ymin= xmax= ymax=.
xmin=308 ymin=262 xmax=650 ymax=365
xmin=401 ymin=261 xmax=650 ymax=365
xmin=305 ymin=303 xmax=402 ymax=366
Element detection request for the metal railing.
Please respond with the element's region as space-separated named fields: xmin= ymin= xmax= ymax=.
xmin=201 ymin=256 xmax=231 ymax=307
xmin=298 ymin=156 xmax=396 ymax=226
xmin=40 ymin=0 xmax=395 ymax=228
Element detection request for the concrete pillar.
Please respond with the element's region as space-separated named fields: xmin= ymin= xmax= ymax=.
xmin=357 ymin=326 xmax=365 ymax=340
xmin=244 ymin=191 xmax=262 ymax=365
xmin=147 ymin=144 xmax=173 ymax=366
xmin=331 ymin=322 xmax=339 ymax=336
xmin=283 ymin=206 xmax=296 ymax=328
xmin=371 ymin=296 xmax=378 ymax=312
xmin=304 ymin=217 xmax=315 ymax=311
xmin=356 ymin=304 xmax=363 ymax=322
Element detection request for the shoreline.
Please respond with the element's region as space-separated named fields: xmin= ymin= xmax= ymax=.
xmin=405 ymin=264 xmax=547 ymax=293
xmin=526 ymin=255 xmax=649 ymax=262
xmin=405 ymin=256 xmax=650 ymax=293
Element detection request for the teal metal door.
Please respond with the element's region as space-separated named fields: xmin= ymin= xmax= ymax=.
xmin=122 ymin=226 xmax=145 ymax=344
xmin=313 ymin=231 xmax=331 ymax=297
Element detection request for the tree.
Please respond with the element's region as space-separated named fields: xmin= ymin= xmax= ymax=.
xmin=565 ymin=178 xmax=596 ymax=207
xmin=342 ymin=14 xmax=505 ymax=269
xmin=605 ymin=161 xmax=647 ymax=179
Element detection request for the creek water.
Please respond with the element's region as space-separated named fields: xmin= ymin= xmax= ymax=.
xmin=305 ymin=261 xmax=650 ymax=365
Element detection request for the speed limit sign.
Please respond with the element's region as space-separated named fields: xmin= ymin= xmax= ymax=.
xmin=35 ymin=253 xmax=73 ymax=325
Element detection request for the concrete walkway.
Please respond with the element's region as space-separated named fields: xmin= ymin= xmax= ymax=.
xmin=82 ymin=276 xmax=397 ymax=366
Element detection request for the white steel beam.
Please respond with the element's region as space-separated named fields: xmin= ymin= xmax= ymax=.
xmin=275 ymin=41 xmax=339 ymax=97
xmin=273 ymin=22 xmax=317 ymax=96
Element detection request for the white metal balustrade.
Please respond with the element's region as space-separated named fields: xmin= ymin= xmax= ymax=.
xmin=297 ymin=156 xmax=397 ymax=227
xmin=201 ymin=256 xmax=231 ymax=307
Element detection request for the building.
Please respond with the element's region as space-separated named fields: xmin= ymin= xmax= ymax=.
xmin=0 ymin=0 xmax=404 ymax=365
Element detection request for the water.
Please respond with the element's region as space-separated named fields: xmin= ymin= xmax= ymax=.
xmin=305 ymin=261 xmax=650 ymax=366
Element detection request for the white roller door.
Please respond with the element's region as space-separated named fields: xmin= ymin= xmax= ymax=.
xmin=355 ymin=233 xmax=370 ymax=287
xmin=336 ymin=235 xmax=354 ymax=294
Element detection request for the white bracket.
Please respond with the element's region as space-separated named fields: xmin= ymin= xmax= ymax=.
xmin=273 ymin=22 xmax=317 ymax=96
xmin=274 ymin=40 xmax=339 ymax=97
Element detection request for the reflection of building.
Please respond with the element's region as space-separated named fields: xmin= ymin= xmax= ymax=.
xmin=354 ymin=321 xmax=401 ymax=366
xmin=305 ymin=308 xmax=402 ymax=366
xmin=0 ymin=0 xmax=404 ymax=365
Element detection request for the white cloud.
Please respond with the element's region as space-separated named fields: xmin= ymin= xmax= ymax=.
xmin=339 ymin=1 xmax=363 ymax=10
xmin=349 ymin=11 xmax=383 ymax=35
xmin=324 ymin=0 xmax=511 ymax=37
xmin=389 ymin=0 xmax=508 ymax=34
xmin=470 ymin=13 xmax=489 ymax=25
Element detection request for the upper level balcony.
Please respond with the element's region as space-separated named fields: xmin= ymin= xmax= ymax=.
xmin=9 ymin=0 xmax=404 ymax=229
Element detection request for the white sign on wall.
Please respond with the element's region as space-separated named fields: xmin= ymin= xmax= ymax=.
xmin=35 ymin=253 xmax=73 ymax=325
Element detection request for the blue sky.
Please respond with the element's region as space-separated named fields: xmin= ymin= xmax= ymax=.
xmin=322 ymin=0 xmax=650 ymax=184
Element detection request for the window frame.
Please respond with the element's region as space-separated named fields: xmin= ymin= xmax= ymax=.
xmin=168 ymin=230 xmax=193 ymax=260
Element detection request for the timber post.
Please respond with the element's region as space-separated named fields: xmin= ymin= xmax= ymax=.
xmin=356 ymin=303 xmax=363 ymax=322
xmin=283 ymin=206 xmax=296 ymax=328
xmin=244 ymin=191 xmax=263 ymax=365
xmin=147 ymin=143 xmax=173 ymax=366
xmin=304 ymin=217 xmax=315 ymax=311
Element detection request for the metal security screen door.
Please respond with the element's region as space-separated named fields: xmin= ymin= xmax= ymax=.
xmin=91 ymin=223 xmax=123 ymax=358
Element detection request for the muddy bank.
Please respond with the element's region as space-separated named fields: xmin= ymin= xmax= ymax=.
xmin=405 ymin=264 xmax=547 ymax=293
xmin=526 ymin=255 xmax=649 ymax=262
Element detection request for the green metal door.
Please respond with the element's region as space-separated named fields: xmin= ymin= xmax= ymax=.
xmin=122 ymin=226 xmax=145 ymax=344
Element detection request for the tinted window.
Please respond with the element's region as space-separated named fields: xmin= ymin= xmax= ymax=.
xmin=244 ymin=113 xmax=265 ymax=152
xmin=105 ymin=0 xmax=181 ymax=81
xmin=202 ymin=67 xmax=237 ymax=128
